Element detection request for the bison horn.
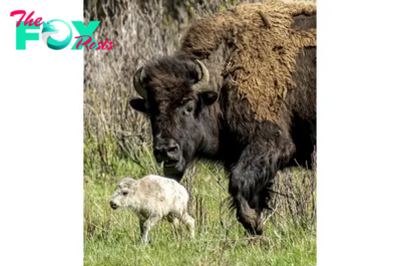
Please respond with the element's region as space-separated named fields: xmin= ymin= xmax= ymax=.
xmin=133 ymin=67 xmax=148 ymax=99
xmin=192 ymin=60 xmax=210 ymax=92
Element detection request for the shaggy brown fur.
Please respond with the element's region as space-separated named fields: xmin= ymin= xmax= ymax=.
xmin=179 ymin=0 xmax=316 ymax=122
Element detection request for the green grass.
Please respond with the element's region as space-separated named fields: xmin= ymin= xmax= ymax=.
xmin=84 ymin=151 xmax=316 ymax=266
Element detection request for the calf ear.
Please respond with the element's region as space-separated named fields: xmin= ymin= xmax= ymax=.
xmin=129 ymin=98 xmax=147 ymax=113
xmin=200 ymin=91 xmax=218 ymax=106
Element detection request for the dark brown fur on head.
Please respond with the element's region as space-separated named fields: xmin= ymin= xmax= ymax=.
xmin=141 ymin=57 xmax=200 ymax=104
xmin=130 ymin=56 xmax=219 ymax=180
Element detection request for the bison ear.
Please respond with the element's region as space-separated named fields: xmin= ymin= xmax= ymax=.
xmin=129 ymin=98 xmax=147 ymax=113
xmin=200 ymin=91 xmax=218 ymax=106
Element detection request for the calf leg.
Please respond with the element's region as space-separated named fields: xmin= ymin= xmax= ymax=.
xmin=139 ymin=218 xmax=145 ymax=240
xmin=228 ymin=132 xmax=294 ymax=235
xmin=166 ymin=215 xmax=180 ymax=229
xmin=141 ymin=214 xmax=162 ymax=244
xmin=180 ymin=212 xmax=195 ymax=239
xmin=166 ymin=214 xmax=180 ymax=238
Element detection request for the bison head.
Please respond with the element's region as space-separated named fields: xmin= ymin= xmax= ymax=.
xmin=129 ymin=57 xmax=218 ymax=181
xmin=109 ymin=177 xmax=136 ymax=210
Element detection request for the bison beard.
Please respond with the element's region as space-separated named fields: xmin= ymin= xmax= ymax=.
xmin=128 ymin=1 xmax=316 ymax=235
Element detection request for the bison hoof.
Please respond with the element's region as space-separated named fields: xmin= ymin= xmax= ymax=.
xmin=245 ymin=225 xmax=264 ymax=236
xmin=238 ymin=209 xmax=264 ymax=235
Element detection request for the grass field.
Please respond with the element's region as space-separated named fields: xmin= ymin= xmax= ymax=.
xmin=84 ymin=149 xmax=316 ymax=266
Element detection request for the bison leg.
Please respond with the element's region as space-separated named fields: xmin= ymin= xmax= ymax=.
xmin=166 ymin=214 xmax=181 ymax=238
xmin=180 ymin=212 xmax=195 ymax=239
xmin=140 ymin=214 xmax=162 ymax=244
xmin=228 ymin=136 xmax=294 ymax=235
xmin=166 ymin=214 xmax=180 ymax=229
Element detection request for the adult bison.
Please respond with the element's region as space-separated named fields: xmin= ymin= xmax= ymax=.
xmin=129 ymin=1 xmax=316 ymax=235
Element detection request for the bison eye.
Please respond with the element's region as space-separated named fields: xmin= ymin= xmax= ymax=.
xmin=184 ymin=106 xmax=194 ymax=115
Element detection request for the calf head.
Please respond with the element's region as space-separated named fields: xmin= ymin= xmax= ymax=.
xmin=109 ymin=177 xmax=136 ymax=210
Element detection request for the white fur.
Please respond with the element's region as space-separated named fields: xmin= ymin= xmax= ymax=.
xmin=110 ymin=175 xmax=195 ymax=243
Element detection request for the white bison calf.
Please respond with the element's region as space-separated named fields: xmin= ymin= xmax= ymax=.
xmin=110 ymin=175 xmax=195 ymax=243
